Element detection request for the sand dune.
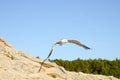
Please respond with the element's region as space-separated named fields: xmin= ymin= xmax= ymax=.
xmin=0 ymin=37 xmax=119 ymax=80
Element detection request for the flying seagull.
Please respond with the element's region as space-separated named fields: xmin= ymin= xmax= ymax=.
xmin=38 ymin=39 xmax=90 ymax=72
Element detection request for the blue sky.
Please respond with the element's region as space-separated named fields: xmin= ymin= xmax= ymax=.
xmin=0 ymin=0 xmax=120 ymax=60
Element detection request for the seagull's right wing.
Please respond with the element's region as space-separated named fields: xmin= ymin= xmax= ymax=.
xmin=68 ymin=40 xmax=90 ymax=49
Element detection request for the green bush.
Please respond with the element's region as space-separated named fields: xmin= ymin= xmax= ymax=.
xmin=52 ymin=58 xmax=120 ymax=79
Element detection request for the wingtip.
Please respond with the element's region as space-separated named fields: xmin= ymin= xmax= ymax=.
xmin=85 ymin=47 xmax=91 ymax=50
xmin=87 ymin=47 xmax=91 ymax=50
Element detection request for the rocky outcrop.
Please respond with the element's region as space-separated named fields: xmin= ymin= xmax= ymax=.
xmin=0 ymin=37 xmax=119 ymax=80
xmin=0 ymin=37 xmax=12 ymax=48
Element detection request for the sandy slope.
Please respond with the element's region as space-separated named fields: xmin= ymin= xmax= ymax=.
xmin=0 ymin=37 xmax=119 ymax=80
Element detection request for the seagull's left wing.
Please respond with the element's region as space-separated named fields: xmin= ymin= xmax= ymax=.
xmin=38 ymin=43 xmax=56 ymax=72
xmin=68 ymin=40 xmax=90 ymax=49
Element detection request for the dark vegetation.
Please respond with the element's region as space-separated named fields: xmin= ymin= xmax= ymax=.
xmin=51 ymin=58 xmax=120 ymax=79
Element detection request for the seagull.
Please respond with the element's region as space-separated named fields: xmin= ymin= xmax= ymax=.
xmin=38 ymin=39 xmax=90 ymax=72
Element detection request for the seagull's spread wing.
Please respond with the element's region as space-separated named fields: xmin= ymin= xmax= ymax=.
xmin=38 ymin=43 xmax=56 ymax=72
xmin=38 ymin=48 xmax=53 ymax=72
xmin=68 ymin=40 xmax=90 ymax=49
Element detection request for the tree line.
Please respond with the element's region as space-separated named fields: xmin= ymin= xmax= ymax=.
xmin=51 ymin=58 xmax=120 ymax=79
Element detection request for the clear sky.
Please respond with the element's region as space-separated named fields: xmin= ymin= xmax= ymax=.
xmin=0 ymin=0 xmax=120 ymax=60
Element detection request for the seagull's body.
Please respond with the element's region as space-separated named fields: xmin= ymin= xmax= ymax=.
xmin=38 ymin=39 xmax=90 ymax=72
xmin=56 ymin=39 xmax=68 ymax=45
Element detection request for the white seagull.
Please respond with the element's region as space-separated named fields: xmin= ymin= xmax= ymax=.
xmin=38 ymin=39 xmax=90 ymax=72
